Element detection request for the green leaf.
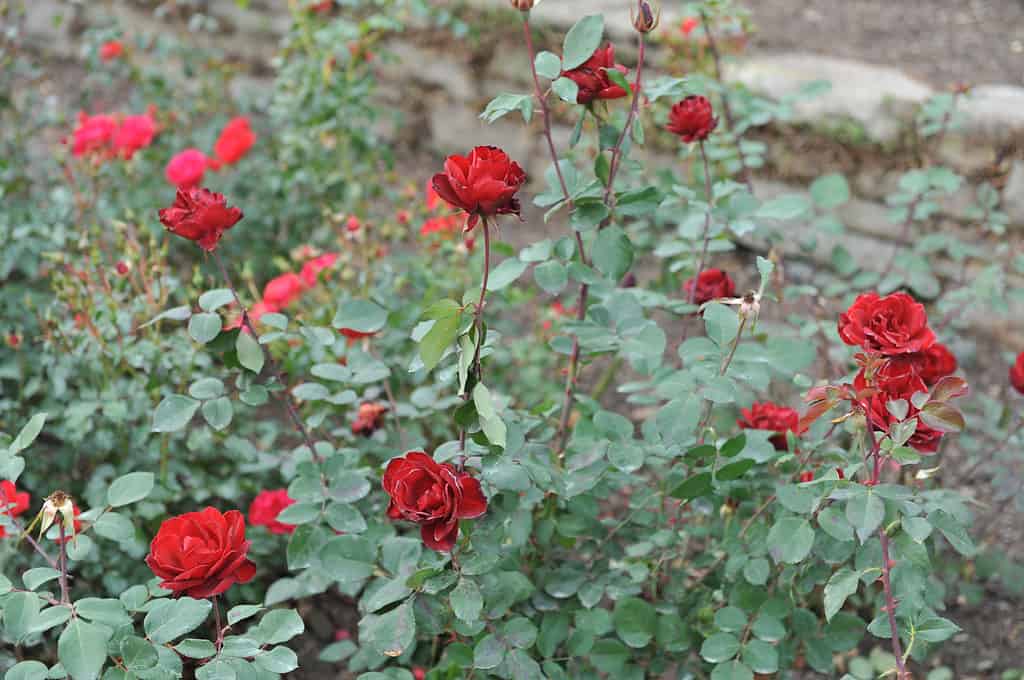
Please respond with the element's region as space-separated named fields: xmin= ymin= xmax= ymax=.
xmin=23 ymin=567 xmax=60 ymax=591
xmin=175 ymin=638 xmax=216 ymax=659
xmin=201 ymin=397 xmax=234 ymax=431
xmin=534 ymin=51 xmax=562 ymax=79
xmin=226 ymin=605 xmax=263 ymax=626
xmin=59 ymin=619 xmax=111 ymax=680
xmin=188 ymin=312 xmax=222 ymax=344
xmin=504 ymin=617 xmax=538 ymax=649
xmin=8 ymin=413 xmax=47 ymax=454
xmin=195 ymin=660 xmax=235 ymax=680
xmin=755 ymin=194 xmax=811 ymax=220
xmin=742 ymin=640 xmax=779 ymax=674
xmin=613 ymin=597 xmax=656 ymax=648
xmin=562 ymin=15 xmax=604 ymax=70
xmin=362 ymin=599 xmax=416 ymax=657
xmin=711 ymin=661 xmax=754 ymax=680
xmin=332 ymin=299 xmax=387 ymax=333
xmin=152 ymin=395 xmax=200 ymax=433
xmin=751 ymin=615 xmax=786 ymax=643
xmin=107 ymin=472 xmax=154 ymax=507
xmin=824 ymin=612 xmax=864 ymax=652
xmin=120 ymin=636 xmax=159 ymax=672
xmin=703 ymin=303 xmax=741 ymax=349
xmin=818 ymin=507 xmax=855 ymax=542
xmin=254 ymin=646 xmax=299 ymax=673
xmin=144 ymin=597 xmax=212 ymax=644
xmin=845 ymin=489 xmax=885 ymax=542
xmin=810 ymin=173 xmax=850 ymax=208
xmin=254 ymin=609 xmax=305 ymax=645
xmin=592 ymin=226 xmax=633 ymax=281
xmin=929 ymin=510 xmax=976 ymax=556
xmin=534 ymin=260 xmax=568 ymax=294
xmin=473 ymin=634 xmax=505 ymax=669
xmin=701 ymin=632 xmax=740 ymax=663
xmin=139 ymin=305 xmax=191 ymax=328
xmin=714 ymin=607 xmax=747 ymax=633
xmin=419 ymin=315 xmax=461 ymax=371
xmin=198 ymin=289 xmax=235 ymax=312
xmin=824 ymin=568 xmax=861 ymax=621
xmin=188 ymin=377 xmax=225 ymax=400
xmin=5 ymin=661 xmax=48 ymax=680
xmin=451 ymin=577 xmax=483 ymax=623
xmin=670 ymin=472 xmax=713 ymax=501
xmin=914 ymin=615 xmax=960 ymax=643
xmin=235 ymin=331 xmax=265 ymax=374
xmin=552 ymin=77 xmax=579 ymax=104
xmin=480 ymin=93 xmax=534 ymax=124
xmin=767 ymin=518 xmax=815 ymax=563
xmin=75 ymin=598 xmax=129 ymax=628
xmin=487 ymin=258 xmax=528 ymax=291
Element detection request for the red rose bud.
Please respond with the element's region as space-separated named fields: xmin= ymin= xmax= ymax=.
xmin=352 ymin=402 xmax=388 ymax=436
xmin=396 ymin=210 xmax=411 ymax=225
xmin=737 ymin=401 xmax=802 ymax=451
xmin=0 ymin=481 xmax=31 ymax=538
xmin=300 ymin=252 xmax=339 ymax=287
xmin=431 ymin=146 xmax=526 ymax=232
xmin=383 ymin=451 xmax=488 ymax=551
xmin=632 ymin=1 xmax=660 ymax=33
xmin=212 ymin=116 xmax=256 ymax=168
xmin=683 ymin=268 xmax=735 ymax=306
xmin=158 ymin=187 xmax=243 ymax=252
xmin=413 ymin=668 xmax=426 ymax=680
xmin=908 ymin=343 xmax=957 ymax=386
xmin=100 ymin=40 xmax=124 ymax=61
xmin=837 ymin=468 xmax=845 ymax=480
xmin=114 ymin=112 xmax=158 ymax=159
xmin=838 ymin=292 xmax=936 ymax=356
xmin=339 ymin=327 xmax=376 ymax=342
xmin=262 ymin=272 xmax=305 ymax=309
xmin=799 ymin=471 xmax=814 ymax=483
xmin=346 ymin=216 xmax=362 ymax=233
xmin=5 ymin=333 xmax=21 ymax=349
xmin=146 ymin=507 xmax=256 ymax=598
xmin=164 ymin=148 xmax=208 ymax=188
xmin=115 ymin=260 xmax=131 ymax=276
xmin=509 ymin=0 xmax=534 ymax=10
xmin=248 ymin=489 xmax=297 ymax=535
xmin=560 ymin=43 xmax=630 ymax=104
xmin=1011 ymin=351 xmax=1024 ymax=395
xmin=680 ymin=16 xmax=700 ymax=36
xmin=667 ymin=96 xmax=718 ymax=143
xmin=334 ymin=629 xmax=351 ymax=641
xmin=71 ymin=112 xmax=118 ymax=158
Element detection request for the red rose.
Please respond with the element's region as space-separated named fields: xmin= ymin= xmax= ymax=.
xmin=262 ymin=273 xmax=305 ymax=309
xmin=248 ymin=489 xmax=297 ymax=535
xmin=212 ymin=117 xmax=256 ymax=168
xmin=352 ymin=402 xmax=387 ymax=437
xmin=560 ymin=43 xmax=629 ymax=105
xmin=0 ymin=481 xmax=30 ymax=539
xmin=683 ymin=268 xmax=735 ymax=306
xmin=165 ymin=148 xmax=208 ymax=188
xmin=300 ymin=253 xmax=339 ymax=287
xmin=799 ymin=471 xmax=814 ymax=483
xmin=412 ymin=668 xmax=426 ymax=680
xmin=425 ymin=179 xmax=443 ymax=211
xmin=71 ymin=112 xmax=118 ymax=158
xmin=854 ymin=359 xmax=928 ymax=398
xmin=908 ymin=343 xmax=957 ymax=386
xmin=680 ymin=16 xmax=700 ymax=36
xmin=420 ymin=215 xmax=461 ymax=237
xmin=158 ymin=187 xmax=243 ymax=251
xmin=114 ymin=113 xmax=157 ymax=159
xmin=837 ymin=292 xmax=936 ymax=356
xmin=737 ymin=401 xmax=801 ymax=450
xmin=115 ymin=260 xmax=131 ymax=277
xmin=383 ymin=451 xmax=488 ymax=551
xmin=100 ymin=41 xmax=124 ymax=61
xmin=146 ymin=507 xmax=256 ymax=598
xmin=667 ymin=96 xmax=718 ymax=143
xmin=1011 ymin=352 xmax=1024 ymax=395
xmin=430 ymin=146 xmax=526 ymax=232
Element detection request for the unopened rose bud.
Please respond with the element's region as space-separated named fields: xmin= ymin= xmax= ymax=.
xmin=346 ymin=216 xmax=361 ymax=233
xmin=115 ymin=260 xmax=131 ymax=276
xmin=632 ymin=0 xmax=660 ymax=33
xmin=509 ymin=0 xmax=534 ymax=11
xmin=5 ymin=333 xmax=20 ymax=349
xmin=620 ymin=272 xmax=637 ymax=288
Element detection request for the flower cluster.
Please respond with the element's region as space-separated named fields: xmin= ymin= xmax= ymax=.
xmin=165 ymin=116 xmax=256 ymax=188
xmin=228 ymin=252 xmax=340 ymax=329
xmin=70 ymin=109 xmax=158 ymax=160
xmin=0 ymin=481 xmax=30 ymax=538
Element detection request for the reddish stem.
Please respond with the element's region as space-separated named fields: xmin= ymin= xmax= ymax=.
xmin=879 ymin=530 xmax=909 ymax=679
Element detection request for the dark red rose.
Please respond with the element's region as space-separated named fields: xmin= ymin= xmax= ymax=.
xmin=0 ymin=481 xmax=30 ymax=539
xmin=1011 ymin=352 xmax=1024 ymax=395
xmin=837 ymin=292 xmax=936 ymax=356
xmin=799 ymin=471 xmax=814 ymax=483
xmin=71 ymin=112 xmax=118 ymax=158
xmin=300 ymin=253 xmax=339 ymax=287
xmin=908 ymin=343 xmax=957 ymax=386
xmin=146 ymin=507 xmax=256 ymax=598
xmin=430 ymin=146 xmax=526 ymax=232
xmin=667 ymin=96 xmax=718 ymax=143
xmin=115 ymin=260 xmax=131 ymax=277
xmin=383 ymin=451 xmax=487 ymax=551
xmin=683 ymin=268 xmax=735 ymax=306
xmin=853 ymin=359 xmax=928 ymax=399
xmin=262 ymin=273 xmax=305 ymax=309
xmin=248 ymin=489 xmax=297 ymax=535
xmin=114 ymin=112 xmax=157 ymax=159
xmin=211 ymin=117 xmax=256 ymax=168
xmin=737 ymin=401 xmax=802 ymax=450
xmin=165 ymin=148 xmax=208 ymax=188
xmin=158 ymin=187 xmax=243 ymax=252
xmin=352 ymin=402 xmax=388 ymax=436
xmin=100 ymin=41 xmax=124 ymax=61
xmin=560 ymin=43 xmax=629 ymax=105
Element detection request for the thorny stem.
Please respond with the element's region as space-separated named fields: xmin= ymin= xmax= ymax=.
xmin=879 ymin=530 xmax=910 ymax=679
xmin=212 ymin=250 xmax=320 ymax=460
xmin=57 ymin=522 xmax=69 ymax=604
xmin=213 ymin=596 xmax=224 ymax=653
xmin=698 ymin=9 xmax=753 ymax=190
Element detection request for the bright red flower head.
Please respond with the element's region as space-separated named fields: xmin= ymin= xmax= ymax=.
xmin=680 ymin=16 xmax=700 ymax=36
xmin=383 ymin=451 xmax=488 ymax=551
xmin=71 ymin=112 xmax=118 ymax=158
xmin=114 ymin=113 xmax=158 ymax=159
xmin=262 ymin=273 xmax=305 ymax=309
xmin=146 ymin=507 xmax=256 ymax=598
xmin=853 ymin=357 xmax=928 ymax=398
xmin=909 ymin=343 xmax=957 ymax=386
xmin=667 ymin=96 xmax=718 ymax=143
xmin=165 ymin=148 xmax=208 ymax=189
xmin=158 ymin=187 xmax=243 ymax=251
xmin=100 ymin=41 xmax=124 ymax=62
xmin=248 ymin=489 xmax=297 ymax=535
xmin=212 ymin=117 xmax=256 ymax=168
xmin=560 ymin=43 xmax=629 ymax=105
xmin=352 ymin=402 xmax=388 ymax=437
xmin=115 ymin=260 xmax=132 ymax=277
xmin=430 ymin=146 xmax=526 ymax=232
xmin=683 ymin=268 xmax=735 ymax=306
xmin=0 ymin=481 xmax=31 ymax=539
xmin=737 ymin=402 xmax=802 ymax=450
xmin=425 ymin=179 xmax=443 ymax=211
xmin=837 ymin=292 xmax=936 ymax=356
xmin=1011 ymin=352 xmax=1024 ymax=395
xmin=300 ymin=252 xmax=339 ymax=287
xmin=799 ymin=471 xmax=814 ymax=483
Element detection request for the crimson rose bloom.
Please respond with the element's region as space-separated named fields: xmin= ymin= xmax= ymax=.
xmin=0 ymin=481 xmax=30 ymax=539
xmin=158 ymin=187 xmax=243 ymax=251
xmin=560 ymin=43 xmax=629 ymax=105
xmin=683 ymin=268 xmax=735 ymax=306
xmin=262 ymin=273 xmax=305 ymax=309
xmin=854 ymin=358 xmax=928 ymax=399
xmin=383 ymin=451 xmax=488 ymax=551
xmin=300 ymin=252 xmax=339 ymax=287
xmin=909 ymin=343 xmax=957 ymax=386
xmin=146 ymin=507 xmax=256 ymax=598
xmin=837 ymin=292 xmax=936 ymax=356
xmin=667 ymin=96 xmax=718 ymax=143
xmin=114 ymin=113 xmax=157 ymax=159
xmin=212 ymin=117 xmax=256 ymax=168
xmin=165 ymin=148 xmax=208 ymax=188
xmin=431 ymin=146 xmax=526 ymax=232
xmin=248 ymin=490 xmax=297 ymax=535
xmin=737 ymin=402 xmax=802 ymax=450
xmin=1011 ymin=352 xmax=1024 ymax=395
xmin=100 ymin=41 xmax=124 ymax=61
xmin=71 ymin=112 xmax=118 ymax=158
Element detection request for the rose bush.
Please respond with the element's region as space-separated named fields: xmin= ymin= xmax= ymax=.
xmin=1 ymin=0 xmax=1022 ymax=679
